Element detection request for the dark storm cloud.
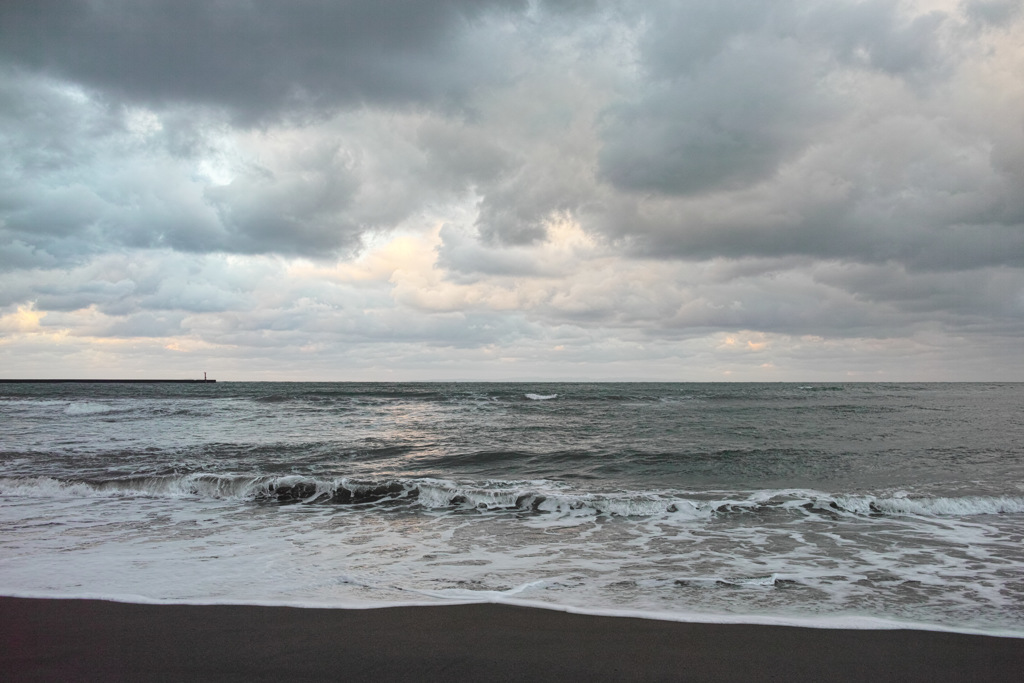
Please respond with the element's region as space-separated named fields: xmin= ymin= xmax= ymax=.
xmin=3 ymin=0 xmax=1020 ymax=270
xmin=0 ymin=0 xmax=527 ymax=121
xmin=592 ymin=188 xmax=1024 ymax=271
xmin=0 ymin=70 xmax=433 ymax=264
xmin=598 ymin=37 xmax=835 ymax=196
xmin=587 ymin=0 xmax=1024 ymax=273
xmin=0 ymin=0 xmax=579 ymax=264
xmin=598 ymin=0 xmax=953 ymax=197
xmin=0 ymin=0 xmax=615 ymax=256
xmin=1 ymin=0 xmax=1023 ymax=380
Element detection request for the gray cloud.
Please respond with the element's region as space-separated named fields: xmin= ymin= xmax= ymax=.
xmin=0 ymin=1 xmax=543 ymax=264
xmin=203 ymin=144 xmax=362 ymax=255
xmin=597 ymin=0 xmax=957 ymax=198
xmin=436 ymin=224 xmax=543 ymax=277
xmin=599 ymin=36 xmax=837 ymax=195
xmin=963 ymin=0 xmax=1022 ymax=27
xmin=1 ymin=0 xmax=1023 ymax=379
xmin=585 ymin=1 xmax=1024 ymax=273
xmin=803 ymin=0 xmax=952 ymax=76
xmin=0 ymin=0 xmax=528 ymax=122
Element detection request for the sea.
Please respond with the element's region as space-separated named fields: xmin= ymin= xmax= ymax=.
xmin=1 ymin=382 xmax=1023 ymax=636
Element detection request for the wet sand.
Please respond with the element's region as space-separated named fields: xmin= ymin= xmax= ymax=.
xmin=2 ymin=597 xmax=1021 ymax=681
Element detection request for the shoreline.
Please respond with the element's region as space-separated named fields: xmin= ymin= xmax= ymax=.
xmin=5 ymin=589 xmax=1022 ymax=640
xmin=3 ymin=597 xmax=1022 ymax=681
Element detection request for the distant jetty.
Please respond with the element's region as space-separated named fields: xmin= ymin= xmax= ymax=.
xmin=0 ymin=379 xmax=216 ymax=383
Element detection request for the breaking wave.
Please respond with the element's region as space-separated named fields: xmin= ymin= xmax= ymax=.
xmin=64 ymin=402 xmax=121 ymax=416
xmin=2 ymin=476 xmax=1023 ymax=520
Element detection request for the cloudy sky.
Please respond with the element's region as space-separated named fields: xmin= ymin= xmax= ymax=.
xmin=1 ymin=0 xmax=1022 ymax=381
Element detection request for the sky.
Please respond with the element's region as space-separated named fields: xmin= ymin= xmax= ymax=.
xmin=1 ymin=0 xmax=1022 ymax=381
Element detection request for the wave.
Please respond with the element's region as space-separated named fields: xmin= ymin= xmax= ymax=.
xmin=64 ymin=402 xmax=120 ymax=416
xmin=3 ymin=476 xmax=1023 ymax=520
xmin=524 ymin=394 xmax=557 ymax=401
xmin=829 ymin=494 xmax=1024 ymax=517
xmin=0 ymin=399 xmax=68 ymax=407
xmin=254 ymin=394 xmax=290 ymax=403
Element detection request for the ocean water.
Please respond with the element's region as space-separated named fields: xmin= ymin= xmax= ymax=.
xmin=1 ymin=382 xmax=1023 ymax=635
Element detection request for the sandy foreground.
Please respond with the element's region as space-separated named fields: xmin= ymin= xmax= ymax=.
xmin=2 ymin=596 xmax=1022 ymax=681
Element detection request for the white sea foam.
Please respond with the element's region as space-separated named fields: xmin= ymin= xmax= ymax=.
xmin=0 ymin=474 xmax=262 ymax=500
xmin=0 ymin=399 xmax=67 ymax=408
xmin=64 ymin=402 xmax=120 ymax=416
xmin=840 ymin=494 xmax=1024 ymax=516
xmin=3 ymin=484 xmax=1023 ymax=637
xmin=524 ymin=393 xmax=557 ymax=400
xmin=3 ymin=475 xmax=1024 ymax=523
xmin=0 ymin=476 xmax=102 ymax=498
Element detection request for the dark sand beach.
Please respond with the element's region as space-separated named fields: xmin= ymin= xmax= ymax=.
xmin=2 ymin=597 xmax=1021 ymax=682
